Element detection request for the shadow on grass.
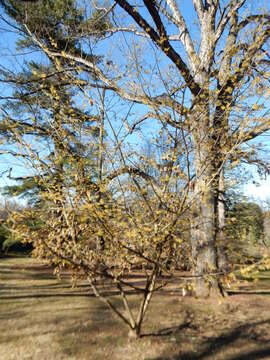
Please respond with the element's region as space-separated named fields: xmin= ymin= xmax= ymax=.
xmin=0 ymin=293 xmax=96 ymax=299
xmin=153 ymin=318 xmax=270 ymax=360
xmin=0 ymin=285 xmax=144 ymax=300
xmin=57 ymin=300 xmax=126 ymax=358
xmin=228 ymin=290 xmax=270 ymax=295
xmin=0 ymin=310 xmax=26 ymax=321
xmin=227 ymin=348 xmax=270 ymax=360
xmin=142 ymin=311 xmax=196 ymax=338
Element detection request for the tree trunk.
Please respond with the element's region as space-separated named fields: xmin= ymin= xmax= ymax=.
xmin=217 ymin=168 xmax=230 ymax=271
xmin=191 ymin=184 xmax=219 ymax=297
xmin=128 ymin=325 xmax=141 ymax=339
xmin=190 ymin=121 xmax=220 ymax=298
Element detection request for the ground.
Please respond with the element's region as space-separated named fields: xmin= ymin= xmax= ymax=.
xmin=1 ymin=257 xmax=270 ymax=360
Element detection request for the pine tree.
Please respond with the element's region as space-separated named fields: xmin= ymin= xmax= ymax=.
xmin=0 ymin=0 xmax=109 ymax=203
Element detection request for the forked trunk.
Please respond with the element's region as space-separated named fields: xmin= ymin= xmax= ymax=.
xmin=128 ymin=325 xmax=142 ymax=339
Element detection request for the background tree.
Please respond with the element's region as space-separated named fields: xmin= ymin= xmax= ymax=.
xmin=0 ymin=198 xmax=25 ymax=255
xmin=227 ymin=201 xmax=265 ymax=263
xmin=264 ymin=210 xmax=270 ymax=247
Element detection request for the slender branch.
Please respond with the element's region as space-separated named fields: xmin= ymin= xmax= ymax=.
xmin=87 ymin=276 xmax=132 ymax=328
xmin=232 ymin=118 xmax=270 ymax=144
xmin=93 ymin=1 xmax=117 ymax=21
xmin=215 ymin=0 xmax=246 ymax=45
xmin=89 ymin=26 xmax=182 ymax=40
xmin=107 ymin=165 xmax=157 ymax=184
xmin=115 ymin=0 xmax=201 ymax=95
xmin=223 ymin=26 xmax=270 ymax=90
xmin=136 ymin=268 xmax=157 ymax=331
xmin=238 ymin=14 xmax=270 ymax=32
xmin=116 ymin=281 xmax=136 ymax=329
xmin=98 ymin=89 xmax=105 ymax=184
xmin=23 ymin=24 xmax=187 ymax=113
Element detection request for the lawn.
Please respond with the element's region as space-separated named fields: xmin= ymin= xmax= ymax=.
xmin=1 ymin=257 xmax=270 ymax=359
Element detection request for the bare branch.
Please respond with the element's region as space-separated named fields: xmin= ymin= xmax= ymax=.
xmin=107 ymin=165 xmax=158 ymax=185
xmin=215 ymin=0 xmax=246 ymax=45
xmin=238 ymin=14 xmax=270 ymax=31
xmin=234 ymin=119 xmax=270 ymax=144
xmin=192 ymin=0 xmax=204 ymax=24
xmin=23 ymin=24 xmax=189 ymax=114
xmin=224 ymin=25 xmax=270 ymax=89
xmin=89 ymin=26 xmax=182 ymax=40
xmin=115 ymin=0 xmax=201 ymax=95
xmin=164 ymin=0 xmax=200 ymax=74
xmin=87 ymin=276 xmax=132 ymax=328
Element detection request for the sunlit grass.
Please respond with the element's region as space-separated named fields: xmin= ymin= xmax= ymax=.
xmin=1 ymin=257 xmax=270 ymax=359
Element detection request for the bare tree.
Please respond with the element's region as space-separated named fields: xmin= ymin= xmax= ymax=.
xmin=100 ymin=0 xmax=270 ymax=296
xmin=1 ymin=0 xmax=269 ymax=299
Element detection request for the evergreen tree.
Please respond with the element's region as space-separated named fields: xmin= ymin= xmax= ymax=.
xmin=0 ymin=0 xmax=109 ymax=203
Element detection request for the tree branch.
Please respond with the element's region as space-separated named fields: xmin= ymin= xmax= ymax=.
xmin=165 ymin=0 xmax=200 ymax=74
xmin=106 ymin=165 xmax=158 ymax=185
xmin=192 ymin=0 xmax=204 ymax=24
xmin=115 ymin=0 xmax=201 ymax=95
xmin=238 ymin=14 xmax=270 ymax=32
xmin=88 ymin=26 xmax=181 ymax=40
xmin=23 ymin=24 xmax=188 ymax=114
xmin=233 ymin=119 xmax=270 ymax=144
xmin=215 ymin=0 xmax=246 ymax=45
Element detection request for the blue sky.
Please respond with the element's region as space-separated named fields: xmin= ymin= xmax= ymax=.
xmin=0 ymin=1 xmax=269 ymax=205
xmin=244 ymin=179 xmax=270 ymax=205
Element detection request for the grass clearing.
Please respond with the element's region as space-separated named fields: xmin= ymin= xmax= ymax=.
xmin=1 ymin=257 xmax=270 ymax=359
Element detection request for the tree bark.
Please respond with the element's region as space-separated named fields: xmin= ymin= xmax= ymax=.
xmin=190 ymin=104 xmax=220 ymax=298
xmin=191 ymin=161 xmax=220 ymax=297
xmin=217 ymin=168 xmax=230 ymax=271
